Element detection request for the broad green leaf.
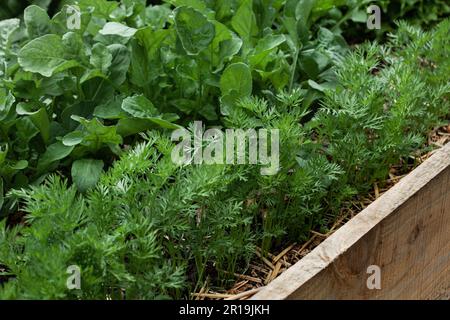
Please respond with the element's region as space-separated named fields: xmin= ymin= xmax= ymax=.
xmin=99 ymin=22 xmax=137 ymax=38
xmin=161 ymin=113 xmax=180 ymax=123
xmin=146 ymin=117 xmax=181 ymax=130
xmin=15 ymin=118 xmax=39 ymax=146
xmin=174 ymin=6 xmax=215 ymax=55
xmin=284 ymin=0 xmax=298 ymax=17
xmin=220 ymin=63 xmax=253 ymax=97
xmin=0 ymin=144 xmax=7 ymax=165
xmin=18 ymin=34 xmax=80 ymax=77
xmin=145 ymin=4 xmax=172 ymax=29
xmin=282 ymin=17 xmax=300 ymax=49
xmin=71 ymin=116 xmax=123 ymax=150
xmin=0 ymin=18 xmax=20 ymax=63
xmin=170 ymin=0 xmax=208 ymax=13
xmin=62 ymin=131 xmax=84 ymax=147
xmin=131 ymin=28 xmax=169 ymax=86
xmin=117 ymin=117 xmax=180 ymax=137
xmin=254 ymin=35 xmax=286 ymax=53
xmin=117 ymin=118 xmax=155 ymax=137
xmin=211 ymin=22 xmax=230 ymax=46
xmin=122 ymin=95 xmax=158 ymax=118
xmin=107 ymin=44 xmax=130 ymax=86
xmin=135 ymin=28 xmax=169 ymax=59
xmin=211 ymin=22 xmax=232 ymax=57
xmin=220 ymin=94 xmax=237 ymax=116
xmin=9 ymin=160 xmax=28 ymax=170
xmin=293 ymin=0 xmax=314 ymax=42
xmin=94 ymin=98 xmax=126 ymax=119
xmin=61 ymin=101 xmax=97 ymax=130
xmin=24 ymin=5 xmax=51 ymax=38
xmin=308 ymin=79 xmax=325 ymax=91
xmin=220 ymin=63 xmax=253 ymax=115
xmin=0 ymin=91 xmax=16 ymax=121
xmin=90 ymin=43 xmax=112 ymax=74
xmin=0 ymin=178 xmax=3 ymax=210
xmin=249 ymin=34 xmax=286 ymax=66
xmin=16 ymin=103 xmax=51 ymax=143
xmin=299 ymin=53 xmax=320 ymax=78
xmin=198 ymin=104 xmax=218 ymax=121
xmin=80 ymin=69 xmax=108 ymax=84
xmin=309 ymin=0 xmax=346 ymax=22
xmin=171 ymin=98 xmax=196 ymax=114
xmin=308 ymin=79 xmax=336 ymax=92
xmin=19 ymin=73 xmax=76 ymax=98
xmin=231 ymin=0 xmax=258 ymax=41
xmin=81 ymin=77 xmax=115 ymax=102
xmin=62 ymin=32 xmax=85 ymax=60
xmin=51 ymin=4 xmax=90 ymax=35
xmin=121 ymin=95 xmax=180 ymax=131
xmin=176 ymin=59 xmax=200 ymax=83
xmin=38 ymin=142 xmax=75 ymax=171
xmin=0 ymin=18 xmax=20 ymax=44
xmin=218 ymin=34 xmax=243 ymax=65
xmin=295 ymin=0 xmax=315 ymax=23
xmin=130 ymin=38 xmax=151 ymax=87
xmin=109 ymin=2 xmax=136 ymax=21
xmin=122 ymin=96 xmax=180 ymax=128
xmin=351 ymin=10 xmax=368 ymax=23
xmin=215 ymin=0 xmax=235 ymax=20
xmin=71 ymin=159 xmax=104 ymax=192
xmin=78 ymin=0 xmax=119 ymax=19
xmin=313 ymin=0 xmax=346 ymax=12
xmin=210 ymin=21 xmax=242 ymax=71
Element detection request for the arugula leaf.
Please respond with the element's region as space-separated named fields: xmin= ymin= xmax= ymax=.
xmin=0 ymin=178 xmax=3 ymax=211
xmin=99 ymin=22 xmax=138 ymax=39
xmin=295 ymin=0 xmax=315 ymax=23
xmin=0 ymin=18 xmax=20 ymax=68
xmin=0 ymin=91 xmax=15 ymax=121
xmin=71 ymin=115 xmax=123 ymax=151
xmin=93 ymin=97 xmax=126 ymax=119
xmin=122 ymin=95 xmax=158 ymax=118
xmin=174 ymin=6 xmax=215 ymax=55
xmin=24 ymin=5 xmax=51 ymax=38
xmin=107 ymin=44 xmax=130 ymax=86
xmin=62 ymin=131 xmax=84 ymax=147
xmin=249 ymin=34 xmax=286 ymax=67
xmin=220 ymin=62 xmax=253 ymax=98
xmin=0 ymin=144 xmax=7 ymax=166
xmin=16 ymin=102 xmax=51 ymax=143
xmin=117 ymin=118 xmax=155 ymax=137
xmin=38 ymin=141 xmax=75 ymax=172
xmin=18 ymin=34 xmax=80 ymax=77
xmin=121 ymin=95 xmax=181 ymax=130
xmin=231 ymin=0 xmax=258 ymax=42
xmin=78 ymin=0 xmax=119 ymax=19
xmin=220 ymin=62 xmax=253 ymax=115
xmin=210 ymin=21 xmax=242 ymax=71
xmin=90 ymin=43 xmax=113 ymax=74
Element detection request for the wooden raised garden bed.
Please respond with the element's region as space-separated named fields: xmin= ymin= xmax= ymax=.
xmin=252 ymin=143 xmax=450 ymax=300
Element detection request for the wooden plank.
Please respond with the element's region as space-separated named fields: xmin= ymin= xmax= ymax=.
xmin=252 ymin=143 xmax=450 ymax=300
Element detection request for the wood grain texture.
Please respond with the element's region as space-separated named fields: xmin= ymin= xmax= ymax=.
xmin=253 ymin=144 xmax=450 ymax=300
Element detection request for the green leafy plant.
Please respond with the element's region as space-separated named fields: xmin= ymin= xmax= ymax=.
xmin=1 ymin=18 xmax=448 ymax=299
xmin=0 ymin=0 xmax=357 ymax=215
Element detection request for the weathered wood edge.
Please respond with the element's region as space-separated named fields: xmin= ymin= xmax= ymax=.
xmin=252 ymin=143 xmax=450 ymax=300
